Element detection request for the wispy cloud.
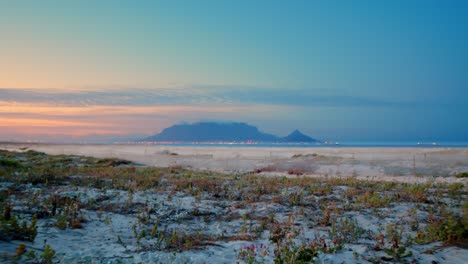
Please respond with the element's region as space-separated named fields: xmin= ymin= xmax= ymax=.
xmin=0 ymin=92 xmax=288 ymax=140
xmin=1 ymin=86 xmax=458 ymax=143
xmin=0 ymin=86 xmax=423 ymax=108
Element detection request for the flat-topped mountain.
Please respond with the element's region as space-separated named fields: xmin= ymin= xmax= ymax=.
xmin=143 ymin=122 xmax=318 ymax=143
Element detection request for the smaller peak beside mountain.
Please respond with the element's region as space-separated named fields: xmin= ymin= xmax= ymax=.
xmin=281 ymin=129 xmax=318 ymax=143
xmin=289 ymin=129 xmax=303 ymax=136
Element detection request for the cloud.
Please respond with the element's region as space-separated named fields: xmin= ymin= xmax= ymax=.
xmin=0 ymin=97 xmax=288 ymax=138
xmin=1 ymin=86 xmax=456 ymax=142
xmin=0 ymin=86 xmax=422 ymax=108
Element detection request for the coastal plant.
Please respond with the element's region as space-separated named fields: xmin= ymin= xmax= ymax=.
xmin=137 ymin=229 xmax=147 ymax=243
xmin=386 ymin=224 xmax=403 ymax=250
xmin=0 ymin=214 xmax=37 ymax=242
xmin=269 ymin=217 xmax=297 ymax=245
xmin=55 ymin=214 xmax=67 ymax=229
xmin=455 ymin=172 xmax=468 ymax=178
xmin=157 ymin=228 xmax=212 ymax=251
xmin=415 ymin=211 xmax=467 ymax=244
xmin=154 ymin=231 xmax=166 ymax=249
xmin=1 ymin=199 xmax=12 ymax=221
xmin=150 ymin=221 xmax=159 ymax=237
xmin=104 ymin=215 xmax=112 ymax=225
xmin=53 ymin=200 xmax=84 ymax=230
xmin=373 ymin=233 xmax=385 ymax=251
xmin=318 ymin=203 xmax=340 ymax=227
xmin=164 ymin=229 xmax=180 ymax=250
xmin=402 ymin=184 xmax=429 ymax=203
xmin=236 ymin=243 xmax=269 ymax=264
xmin=14 ymin=243 xmax=27 ymax=261
xmin=268 ymin=216 xmax=326 ymax=263
xmin=0 ymin=158 xmax=22 ymax=168
xmin=117 ymin=234 xmax=126 ymax=248
xmin=24 ymin=250 xmax=37 ymax=262
xmin=286 ymin=190 xmax=304 ymax=206
xmin=328 ymin=217 xmax=365 ymax=244
xmin=309 ymin=183 xmax=333 ymax=196
xmin=355 ymin=191 xmax=392 ymax=209
xmin=41 ymin=244 xmax=56 ymax=264
xmin=448 ymin=183 xmax=464 ymax=199
xmin=407 ymin=207 xmax=419 ymax=231
xmin=240 ymin=213 xmax=248 ymax=233
xmin=271 ymin=230 xmax=342 ymax=264
xmin=382 ymin=224 xmax=412 ymax=261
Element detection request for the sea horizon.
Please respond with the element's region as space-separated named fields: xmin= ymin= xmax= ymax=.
xmin=3 ymin=141 xmax=468 ymax=148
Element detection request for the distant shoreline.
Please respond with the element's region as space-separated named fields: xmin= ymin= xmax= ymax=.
xmin=1 ymin=141 xmax=468 ymax=148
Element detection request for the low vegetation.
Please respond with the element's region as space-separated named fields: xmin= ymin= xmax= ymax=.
xmin=0 ymin=149 xmax=466 ymax=263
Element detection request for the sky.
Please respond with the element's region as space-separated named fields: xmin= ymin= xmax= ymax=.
xmin=0 ymin=0 xmax=467 ymax=142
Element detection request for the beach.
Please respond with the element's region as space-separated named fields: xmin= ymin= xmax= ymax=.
xmin=0 ymin=144 xmax=467 ymax=263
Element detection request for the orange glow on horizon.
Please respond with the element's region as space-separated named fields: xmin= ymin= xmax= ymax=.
xmin=0 ymin=102 xmax=255 ymax=116
xmin=0 ymin=101 xmax=285 ymax=137
xmin=0 ymin=117 xmax=112 ymax=128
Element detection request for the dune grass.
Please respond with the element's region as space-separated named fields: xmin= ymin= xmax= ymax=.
xmin=0 ymin=149 xmax=466 ymax=263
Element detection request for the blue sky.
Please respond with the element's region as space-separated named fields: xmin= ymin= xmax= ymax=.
xmin=0 ymin=1 xmax=467 ymax=142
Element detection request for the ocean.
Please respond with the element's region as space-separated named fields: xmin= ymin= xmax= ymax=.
xmin=137 ymin=141 xmax=468 ymax=148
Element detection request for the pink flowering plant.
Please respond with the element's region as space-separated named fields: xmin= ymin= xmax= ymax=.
xmin=237 ymin=243 xmax=270 ymax=264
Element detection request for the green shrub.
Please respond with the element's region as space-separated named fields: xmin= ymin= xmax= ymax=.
xmin=329 ymin=218 xmax=365 ymax=244
xmin=455 ymin=172 xmax=468 ymax=178
xmin=356 ymin=191 xmax=392 ymax=208
xmin=0 ymin=159 xmax=22 ymax=168
xmin=383 ymin=224 xmax=413 ymax=260
xmin=0 ymin=215 xmax=37 ymax=242
xmin=55 ymin=214 xmax=68 ymax=230
xmin=416 ymin=213 xmax=467 ymax=244
xmin=41 ymin=244 xmax=55 ymax=264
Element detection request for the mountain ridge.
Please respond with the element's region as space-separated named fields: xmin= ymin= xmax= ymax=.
xmin=143 ymin=122 xmax=318 ymax=143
